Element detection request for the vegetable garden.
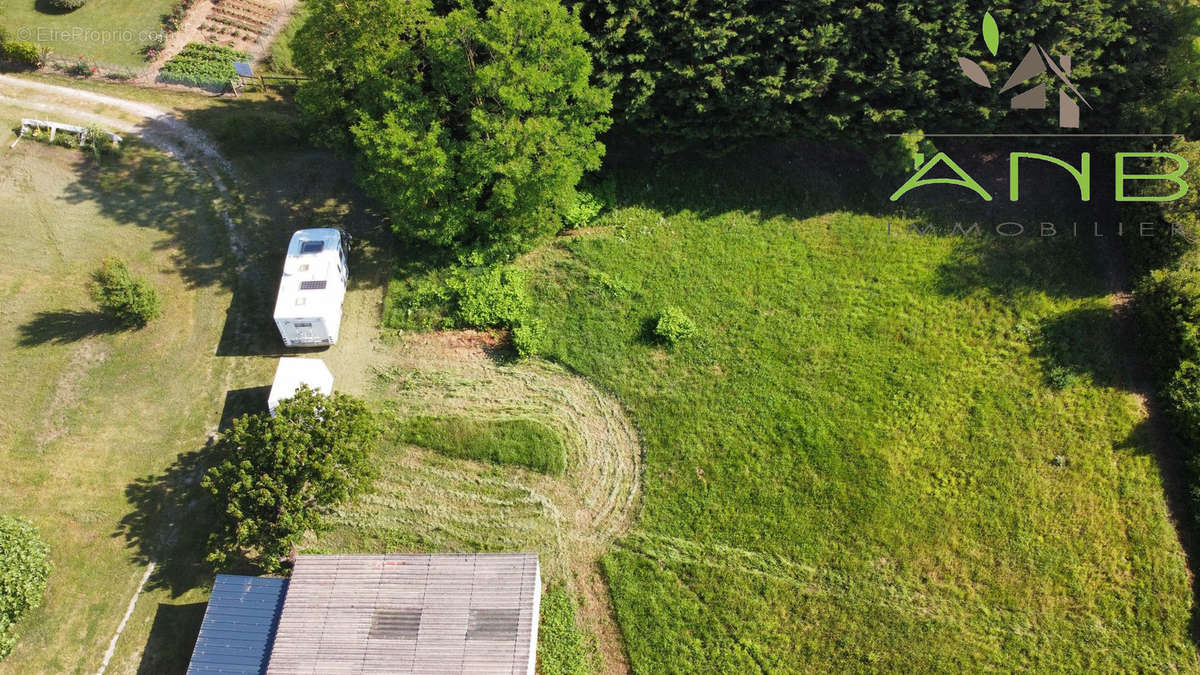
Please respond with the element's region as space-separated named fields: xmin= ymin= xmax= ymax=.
xmin=159 ymin=43 xmax=249 ymax=89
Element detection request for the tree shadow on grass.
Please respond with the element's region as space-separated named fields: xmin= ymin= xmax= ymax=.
xmin=116 ymin=386 xmax=280 ymax=599
xmin=61 ymin=148 xmax=230 ymax=292
xmin=17 ymin=309 xmax=122 ymax=346
xmin=219 ymin=385 xmax=270 ymax=430
xmin=136 ymin=602 xmax=207 ymax=675
xmin=1031 ymin=306 xmax=1126 ymax=390
xmin=600 ymin=136 xmax=892 ymax=224
xmin=115 ymin=444 xmax=216 ymax=599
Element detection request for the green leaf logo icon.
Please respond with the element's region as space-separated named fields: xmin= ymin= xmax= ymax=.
xmin=983 ymin=11 xmax=999 ymax=56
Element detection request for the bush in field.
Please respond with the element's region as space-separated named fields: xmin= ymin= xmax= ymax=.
xmin=653 ymin=306 xmax=696 ymax=346
xmin=294 ymin=0 xmax=611 ymax=257
xmin=42 ymin=0 xmax=86 ymax=10
xmin=0 ymin=515 xmax=50 ymax=660
xmin=0 ymin=41 xmax=41 ymax=71
xmin=90 ymin=257 xmax=162 ymax=327
xmin=202 ymin=387 xmax=379 ymax=572
xmin=511 ymin=318 xmax=544 ymax=359
xmin=447 ymin=262 xmax=531 ymax=329
xmin=80 ymin=124 xmax=117 ymax=158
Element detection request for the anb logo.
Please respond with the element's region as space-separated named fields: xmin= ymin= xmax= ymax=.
xmin=957 ymin=11 xmax=1089 ymax=129
xmin=889 ymin=11 xmax=1189 ymax=204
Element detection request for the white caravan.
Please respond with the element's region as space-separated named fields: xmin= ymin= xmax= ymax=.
xmin=273 ymin=228 xmax=348 ymax=347
xmin=268 ymin=357 xmax=334 ymax=415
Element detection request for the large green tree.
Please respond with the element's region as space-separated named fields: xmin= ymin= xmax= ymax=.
xmin=576 ymin=0 xmax=1188 ymax=149
xmin=202 ymin=387 xmax=379 ymax=572
xmin=0 ymin=515 xmax=50 ymax=660
xmin=294 ymin=0 xmax=612 ymax=257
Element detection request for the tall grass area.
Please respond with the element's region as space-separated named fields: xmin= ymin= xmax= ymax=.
xmin=262 ymin=0 xmax=309 ymax=75
xmin=394 ymin=415 xmax=566 ymax=474
xmin=520 ymin=148 xmax=1196 ymax=670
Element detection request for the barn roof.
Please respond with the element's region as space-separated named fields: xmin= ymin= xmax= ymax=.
xmin=187 ymin=575 xmax=288 ymax=675
xmin=266 ymin=553 xmax=541 ymax=675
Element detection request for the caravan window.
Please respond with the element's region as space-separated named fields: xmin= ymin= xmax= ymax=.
xmin=300 ymin=241 xmax=325 ymax=254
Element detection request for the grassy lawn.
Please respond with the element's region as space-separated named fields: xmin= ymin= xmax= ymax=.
xmin=0 ymin=0 xmax=174 ymax=70
xmin=515 ymin=146 xmax=1198 ymax=671
xmin=0 ymin=114 xmax=235 ymax=673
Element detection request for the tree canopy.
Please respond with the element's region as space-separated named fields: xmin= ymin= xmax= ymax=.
xmin=0 ymin=515 xmax=50 ymax=660
xmin=202 ymin=387 xmax=379 ymax=572
xmin=577 ymin=0 xmax=1189 ymax=149
xmin=294 ymin=0 xmax=612 ymax=257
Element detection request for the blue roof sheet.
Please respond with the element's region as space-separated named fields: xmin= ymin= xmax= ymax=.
xmin=187 ymin=574 xmax=288 ymax=674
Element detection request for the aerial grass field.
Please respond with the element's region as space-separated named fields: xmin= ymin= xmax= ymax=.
xmin=0 ymin=109 xmax=238 ymax=673
xmin=509 ymin=146 xmax=1199 ymax=671
xmin=2 ymin=71 xmax=1197 ymax=673
xmin=0 ymin=0 xmax=173 ymax=70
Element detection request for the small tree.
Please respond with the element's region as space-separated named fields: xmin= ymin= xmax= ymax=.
xmin=202 ymin=387 xmax=379 ymax=572
xmin=0 ymin=515 xmax=50 ymax=660
xmin=90 ymin=257 xmax=162 ymax=327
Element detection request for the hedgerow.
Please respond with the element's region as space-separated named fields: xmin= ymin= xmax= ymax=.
xmin=577 ymin=0 xmax=1191 ymax=149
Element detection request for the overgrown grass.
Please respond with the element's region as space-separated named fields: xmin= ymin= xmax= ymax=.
xmin=395 ymin=415 xmax=566 ymax=475
xmin=537 ymin=584 xmax=601 ymax=675
xmin=261 ymin=0 xmax=309 ymax=75
xmin=518 ymin=146 xmax=1197 ymax=671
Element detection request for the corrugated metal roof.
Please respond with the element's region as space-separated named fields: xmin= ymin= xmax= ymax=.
xmin=267 ymin=553 xmax=541 ymax=675
xmin=187 ymin=574 xmax=288 ymax=675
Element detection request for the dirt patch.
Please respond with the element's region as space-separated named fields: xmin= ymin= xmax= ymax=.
xmin=37 ymin=339 xmax=110 ymax=448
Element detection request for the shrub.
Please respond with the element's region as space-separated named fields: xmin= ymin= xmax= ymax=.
xmin=0 ymin=515 xmax=50 ymax=660
xmin=1134 ymin=264 xmax=1200 ymax=378
xmin=90 ymin=257 xmax=163 ymax=327
xmin=446 ymin=262 xmax=531 ymax=330
xmin=869 ymin=133 xmax=937 ymax=178
xmin=80 ymin=124 xmax=117 ymax=158
xmin=0 ymin=42 xmax=41 ymax=71
xmin=653 ymin=306 xmax=697 ymax=346
xmin=511 ymin=318 xmax=544 ymax=358
xmin=1166 ymin=361 xmax=1200 ymax=446
xmin=43 ymin=0 xmax=86 ymax=10
xmin=562 ymin=189 xmax=607 ymax=230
